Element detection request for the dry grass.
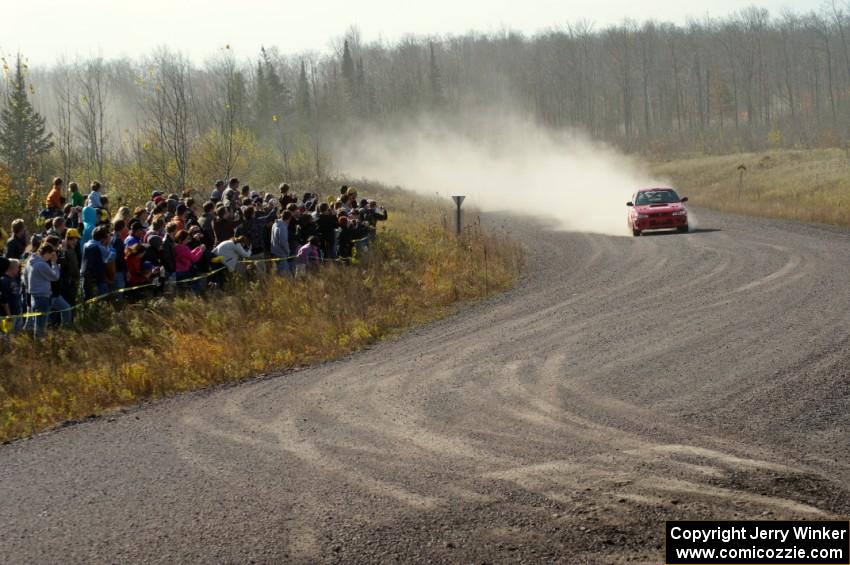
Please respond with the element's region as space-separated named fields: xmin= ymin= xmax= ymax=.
xmin=0 ymin=183 xmax=521 ymax=442
xmin=652 ymin=148 xmax=850 ymax=227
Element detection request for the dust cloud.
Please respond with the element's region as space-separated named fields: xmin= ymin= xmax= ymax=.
xmin=334 ymin=113 xmax=667 ymax=236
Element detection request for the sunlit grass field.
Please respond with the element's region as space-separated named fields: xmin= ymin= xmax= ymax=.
xmin=652 ymin=149 xmax=850 ymax=228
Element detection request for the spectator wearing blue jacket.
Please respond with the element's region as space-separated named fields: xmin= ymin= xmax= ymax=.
xmin=81 ymin=204 xmax=98 ymax=245
xmin=81 ymin=225 xmax=116 ymax=299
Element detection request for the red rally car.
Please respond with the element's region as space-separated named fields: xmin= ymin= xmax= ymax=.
xmin=627 ymin=187 xmax=689 ymax=236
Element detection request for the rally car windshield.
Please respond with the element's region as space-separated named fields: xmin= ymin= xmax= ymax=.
xmin=635 ymin=190 xmax=681 ymax=205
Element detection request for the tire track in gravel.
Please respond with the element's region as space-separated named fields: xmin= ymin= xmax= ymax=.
xmin=1 ymin=207 xmax=849 ymax=564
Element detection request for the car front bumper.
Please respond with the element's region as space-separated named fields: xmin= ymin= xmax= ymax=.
xmin=634 ymin=215 xmax=688 ymax=230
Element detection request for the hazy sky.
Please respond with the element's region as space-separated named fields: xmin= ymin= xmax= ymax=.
xmin=5 ymin=0 xmax=817 ymax=65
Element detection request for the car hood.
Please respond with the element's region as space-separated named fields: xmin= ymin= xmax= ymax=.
xmin=634 ymin=203 xmax=685 ymax=213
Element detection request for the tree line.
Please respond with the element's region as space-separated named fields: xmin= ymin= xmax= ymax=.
xmin=3 ymin=6 xmax=850 ymax=196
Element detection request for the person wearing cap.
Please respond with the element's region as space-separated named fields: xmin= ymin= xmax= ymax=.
xmin=124 ymin=222 xmax=145 ymax=248
xmin=59 ymin=229 xmax=81 ymax=312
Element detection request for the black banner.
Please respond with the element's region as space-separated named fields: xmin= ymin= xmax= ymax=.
xmin=665 ymin=521 xmax=850 ymax=564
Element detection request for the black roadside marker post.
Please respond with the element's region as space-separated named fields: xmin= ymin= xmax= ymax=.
xmin=452 ymin=195 xmax=465 ymax=236
xmin=737 ymin=163 xmax=747 ymax=199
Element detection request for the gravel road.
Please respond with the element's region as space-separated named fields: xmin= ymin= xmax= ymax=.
xmin=2 ymin=207 xmax=849 ymax=564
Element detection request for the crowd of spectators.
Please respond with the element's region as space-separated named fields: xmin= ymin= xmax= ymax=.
xmin=0 ymin=177 xmax=388 ymax=337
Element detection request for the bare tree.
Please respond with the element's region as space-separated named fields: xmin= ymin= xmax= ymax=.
xmin=52 ymin=59 xmax=76 ymax=183
xmin=22 ymin=5 xmax=850 ymax=165
xmin=200 ymin=48 xmax=248 ymax=181
xmin=75 ymin=58 xmax=108 ymax=182
xmin=141 ymin=49 xmax=194 ymax=191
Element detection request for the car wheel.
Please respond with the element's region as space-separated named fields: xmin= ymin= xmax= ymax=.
xmin=632 ymin=228 xmax=641 ymax=237
xmin=677 ymin=225 xmax=689 ymax=233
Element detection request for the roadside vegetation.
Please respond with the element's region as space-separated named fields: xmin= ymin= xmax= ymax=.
xmin=0 ymin=182 xmax=521 ymax=442
xmin=653 ymin=149 xmax=850 ymax=228
xmin=0 ymin=51 xmax=521 ymax=443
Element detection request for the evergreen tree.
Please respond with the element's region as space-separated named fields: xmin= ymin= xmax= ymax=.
xmin=341 ymin=40 xmax=356 ymax=89
xmin=296 ymin=60 xmax=312 ymax=123
xmin=261 ymin=47 xmax=288 ymax=113
xmin=0 ymin=54 xmax=53 ymax=187
xmin=429 ymin=42 xmax=444 ymax=108
xmin=253 ymin=48 xmax=290 ymax=139
xmin=356 ymin=57 xmax=368 ymax=116
xmin=254 ymin=59 xmax=270 ymax=134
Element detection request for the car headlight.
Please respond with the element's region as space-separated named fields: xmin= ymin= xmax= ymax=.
xmin=672 ymin=210 xmax=687 ymax=216
xmin=636 ymin=213 xmax=649 ymax=219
